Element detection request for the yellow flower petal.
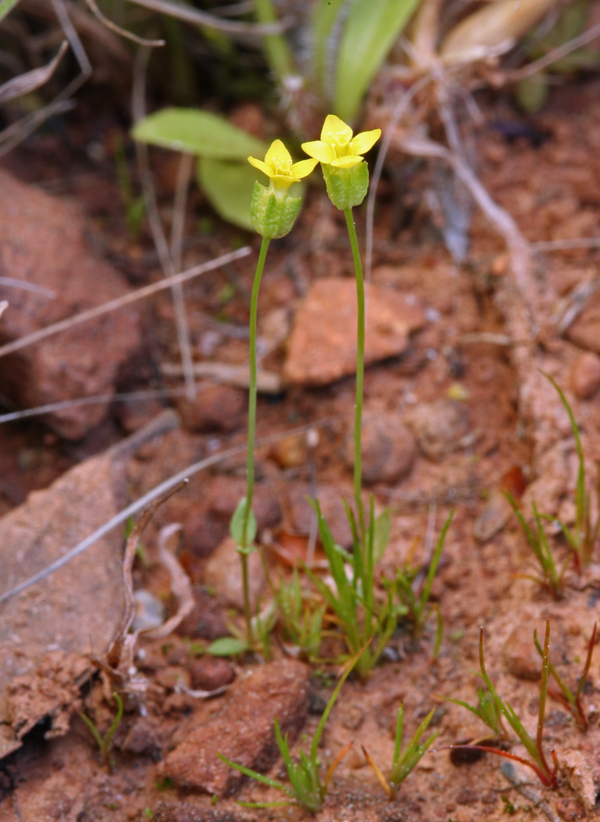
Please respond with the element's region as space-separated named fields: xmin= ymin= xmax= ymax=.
xmin=350 ymin=128 xmax=381 ymax=156
xmin=330 ymin=155 xmax=363 ymax=169
xmin=290 ymin=158 xmax=319 ymax=179
xmin=265 ymin=140 xmax=292 ymax=174
xmin=320 ymin=114 xmax=353 ymax=145
xmin=302 ymin=140 xmax=334 ymax=164
xmin=248 ymin=156 xmax=274 ymax=178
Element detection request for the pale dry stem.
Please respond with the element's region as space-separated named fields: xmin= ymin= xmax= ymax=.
xmin=0 ymin=0 xmax=91 ymax=157
xmin=0 ymin=247 xmax=250 ymax=361
xmin=132 ymin=48 xmax=196 ymax=401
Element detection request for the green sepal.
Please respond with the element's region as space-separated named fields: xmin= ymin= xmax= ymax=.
xmin=250 ymin=182 xmax=302 ymax=239
xmin=322 ymin=161 xmax=369 ymax=210
xmin=230 ymin=496 xmax=257 ymax=548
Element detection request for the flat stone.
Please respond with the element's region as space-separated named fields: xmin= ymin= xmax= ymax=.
xmin=284 ymin=278 xmax=425 ymax=386
xmin=161 ymin=660 xmax=309 ymax=795
xmin=571 ymin=351 xmax=600 ymax=399
xmin=0 ymin=170 xmax=142 ymax=439
xmin=0 ymin=413 xmax=176 ymax=758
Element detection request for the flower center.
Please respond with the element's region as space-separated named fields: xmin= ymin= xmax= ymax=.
xmin=325 ymin=128 xmax=351 ymax=157
xmin=271 ymin=156 xmax=292 ymax=176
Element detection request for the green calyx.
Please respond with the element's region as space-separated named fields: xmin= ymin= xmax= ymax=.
xmin=250 ymin=182 xmax=302 ymax=239
xmin=322 ymin=161 xmax=369 ymax=210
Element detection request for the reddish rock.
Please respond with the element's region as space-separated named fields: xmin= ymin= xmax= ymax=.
xmin=182 ymin=505 xmax=227 ymax=559
xmin=284 ymin=278 xmax=425 ymax=386
xmin=0 ymin=170 xmax=142 ymax=439
xmin=176 ymin=586 xmax=230 ymax=640
xmin=571 ymin=351 xmax=600 ymax=399
xmin=343 ymin=413 xmax=417 ymax=484
xmin=161 ymin=660 xmax=309 ymax=795
xmin=176 ymin=383 xmax=247 ymax=433
xmin=188 ymin=657 xmax=235 ymax=692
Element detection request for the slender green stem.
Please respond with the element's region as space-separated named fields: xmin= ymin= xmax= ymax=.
xmin=241 ymin=236 xmax=270 ymax=644
xmin=344 ymin=208 xmax=365 ymax=537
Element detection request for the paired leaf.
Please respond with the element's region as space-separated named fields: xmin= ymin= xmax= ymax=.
xmin=132 ymin=108 xmax=267 ymax=160
xmin=205 ymin=637 xmax=250 ymax=656
xmin=230 ymin=496 xmax=257 ymax=548
xmin=198 ymin=158 xmax=258 ymax=231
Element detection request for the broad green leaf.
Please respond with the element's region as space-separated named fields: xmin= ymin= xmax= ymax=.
xmin=132 ymin=108 xmax=267 ymax=160
xmin=0 ymin=0 xmax=20 ymax=21
xmin=206 ymin=637 xmax=249 ymax=656
xmin=334 ymin=0 xmax=420 ymax=123
xmin=312 ymin=0 xmax=346 ymax=100
xmin=199 ymin=158 xmax=257 ymax=231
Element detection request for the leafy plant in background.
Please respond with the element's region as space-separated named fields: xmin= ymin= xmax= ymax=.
xmin=452 ymin=623 xmax=559 ymax=788
xmin=132 ymin=110 xmax=270 ymax=231
xmin=533 ymin=622 xmax=597 ymax=732
xmin=544 ymin=375 xmax=600 ymax=571
xmin=305 ymin=499 xmax=401 ymax=679
xmin=131 ymin=0 xmax=417 ymax=230
xmin=218 ymin=652 xmax=360 ymax=812
xmin=394 ymin=512 xmax=454 ymax=649
xmin=507 ymin=497 xmax=569 ymax=599
xmin=266 ymin=565 xmax=325 ymax=663
xmin=516 ymin=0 xmax=600 ymax=113
xmin=79 ymin=692 xmax=124 ymax=773
xmin=362 ymin=704 xmax=439 ymax=800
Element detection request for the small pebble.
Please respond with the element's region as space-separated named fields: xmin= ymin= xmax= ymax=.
xmin=188 ymin=657 xmax=235 ymax=692
xmin=571 ymin=351 xmax=600 ymax=399
xmin=176 ymin=383 xmax=247 ymax=433
xmin=502 ymin=624 xmax=542 ymax=681
xmin=343 ymin=413 xmax=417 ymax=484
xmin=341 ymin=704 xmax=364 ymax=731
xmin=270 ymin=435 xmax=307 ymax=468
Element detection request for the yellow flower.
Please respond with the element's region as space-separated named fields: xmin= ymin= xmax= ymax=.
xmin=301 ymin=114 xmax=381 ymax=169
xmin=248 ymin=139 xmax=317 ymax=196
